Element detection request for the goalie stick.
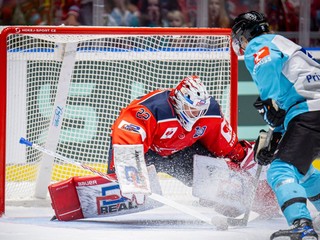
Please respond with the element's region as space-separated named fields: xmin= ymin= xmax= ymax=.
xmin=19 ymin=137 xmax=229 ymax=230
xmin=226 ymin=127 xmax=274 ymax=227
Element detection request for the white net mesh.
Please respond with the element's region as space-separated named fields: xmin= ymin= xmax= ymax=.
xmin=5 ymin=28 xmax=234 ymax=207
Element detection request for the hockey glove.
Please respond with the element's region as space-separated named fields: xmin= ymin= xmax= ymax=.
xmin=226 ymin=140 xmax=253 ymax=171
xmin=253 ymin=97 xmax=286 ymax=127
xmin=253 ymin=129 xmax=282 ymax=166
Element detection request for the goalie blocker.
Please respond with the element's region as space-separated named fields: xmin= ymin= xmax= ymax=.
xmin=49 ymin=166 xmax=162 ymax=221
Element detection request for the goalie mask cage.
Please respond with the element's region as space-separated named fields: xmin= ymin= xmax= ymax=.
xmin=0 ymin=26 xmax=238 ymax=216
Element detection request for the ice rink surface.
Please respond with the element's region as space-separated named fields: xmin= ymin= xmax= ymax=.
xmin=0 ymin=204 xmax=298 ymax=240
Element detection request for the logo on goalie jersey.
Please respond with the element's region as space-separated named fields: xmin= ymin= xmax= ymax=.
xmin=193 ymin=126 xmax=206 ymax=138
xmin=160 ymin=127 xmax=178 ymax=139
xmin=118 ymin=120 xmax=147 ymax=141
xmin=221 ymin=119 xmax=235 ymax=146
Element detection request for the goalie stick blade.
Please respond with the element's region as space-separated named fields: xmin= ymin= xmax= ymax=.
xmin=148 ymin=193 xmax=229 ymax=230
xmin=211 ymin=217 xmax=229 ymax=231
xmin=227 ymin=217 xmax=247 ymax=227
xmin=226 ymin=209 xmax=261 ymax=227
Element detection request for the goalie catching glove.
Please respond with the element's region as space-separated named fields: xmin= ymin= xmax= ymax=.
xmin=253 ymin=97 xmax=286 ymax=127
xmin=225 ymin=140 xmax=253 ymax=171
xmin=253 ymin=129 xmax=282 ymax=166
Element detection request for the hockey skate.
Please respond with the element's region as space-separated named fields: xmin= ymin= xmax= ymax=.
xmin=270 ymin=218 xmax=318 ymax=240
xmin=313 ymin=214 xmax=320 ymax=232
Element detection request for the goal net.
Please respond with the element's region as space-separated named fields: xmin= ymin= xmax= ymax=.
xmin=0 ymin=26 xmax=238 ymax=216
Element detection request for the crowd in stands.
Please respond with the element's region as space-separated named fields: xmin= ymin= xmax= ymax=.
xmin=0 ymin=0 xmax=320 ymax=32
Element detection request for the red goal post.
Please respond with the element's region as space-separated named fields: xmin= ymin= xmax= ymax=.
xmin=0 ymin=26 xmax=238 ymax=216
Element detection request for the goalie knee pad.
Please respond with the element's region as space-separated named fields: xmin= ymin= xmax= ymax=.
xmin=48 ymin=177 xmax=84 ymax=221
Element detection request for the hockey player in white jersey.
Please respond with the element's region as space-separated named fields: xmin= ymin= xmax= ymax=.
xmin=232 ymin=11 xmax=320 ymax=240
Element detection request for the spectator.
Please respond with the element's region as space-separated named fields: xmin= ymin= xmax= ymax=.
xmin=127 ymin=0 xmax=141 ymax=23
xmin=55 ymin=0 xmax=112 ymax=26
xmin=311 ymin=1 xmax=320 ymax=31
xmin=226 ymin=0 xmax=252 ymax=20
xmin=110 ymin=0 xmax=140 ymax=26
xmin=208 ymin=0 xmax=231 ymax=28
xmin=1 ymin=0 xmax=50 ymax=25
xmin=1 ymin=0 xmax=23 ymax=25
xmin=166 ymin=9 xmax=186 ymax=27
xmin=101 ymin=0 xmax=117 ymax=26
xmin=265 ymin=0 xmax=299 ymax=31
xmin=139 ymin=0 xmax=162 ymax=27
xmin=53 ymin=0 xmax=81 ymax=26
xmin=183 ymin=0 xmax=197 ymax=27
xmin=78 ymin=0 xmax=94 ymax=25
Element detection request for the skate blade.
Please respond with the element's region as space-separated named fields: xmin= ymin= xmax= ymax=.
xmin=302 ymin=237 xmax=318 ymax=240
xmin=272 ymin=237 xmax=317 ymax=240
xmin=271 ymin=237 xmax=290 ymax=240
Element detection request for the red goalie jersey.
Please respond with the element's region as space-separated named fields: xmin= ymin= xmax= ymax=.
xmin=108 ymin=88 xmax=248 ymax=172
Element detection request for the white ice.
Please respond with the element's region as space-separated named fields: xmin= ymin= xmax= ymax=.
xmin=0 ymin=203 xmax=299 ymax=240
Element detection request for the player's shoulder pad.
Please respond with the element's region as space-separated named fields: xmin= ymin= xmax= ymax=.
xmin=139 ymin=90 xmax=175 ymax=121
xmin=205 ymin=97 xmax=222 ymax=116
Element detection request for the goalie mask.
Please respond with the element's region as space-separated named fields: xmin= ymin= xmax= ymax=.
xmin=231 ymin=11 xmax=269 ymax=56
xmin=169 ymin=76 xmax=210 ymax=132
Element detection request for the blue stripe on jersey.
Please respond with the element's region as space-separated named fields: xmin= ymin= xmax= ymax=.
xmin=139 ymin=91 xmax=176 ymax=121
xmin=206 ymin=97 xmax=222 ymax=116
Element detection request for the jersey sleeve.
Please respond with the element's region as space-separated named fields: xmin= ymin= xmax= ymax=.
xmin=111 ymin=104 xmax=157 ymax=153
xmin=200 ymin=117 xmax=246 ymax=162
xmin=245 ymin=39 xmax=286 ymax=102
xmin=254 ymin=46 xmax=284 ymax=101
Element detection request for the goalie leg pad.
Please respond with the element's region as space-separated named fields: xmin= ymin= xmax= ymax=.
xmin=49 ymin=166 xmax=162 ymax=221
xmin=75 ymin=174 xmax=134 ymax=218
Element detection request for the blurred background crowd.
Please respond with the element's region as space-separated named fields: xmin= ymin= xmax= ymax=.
xmin=0 ymin=0 xmax=320 ymax=46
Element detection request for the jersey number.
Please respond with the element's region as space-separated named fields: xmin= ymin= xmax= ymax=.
xmin=136 ymin=108 xmax=150 ymax=120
